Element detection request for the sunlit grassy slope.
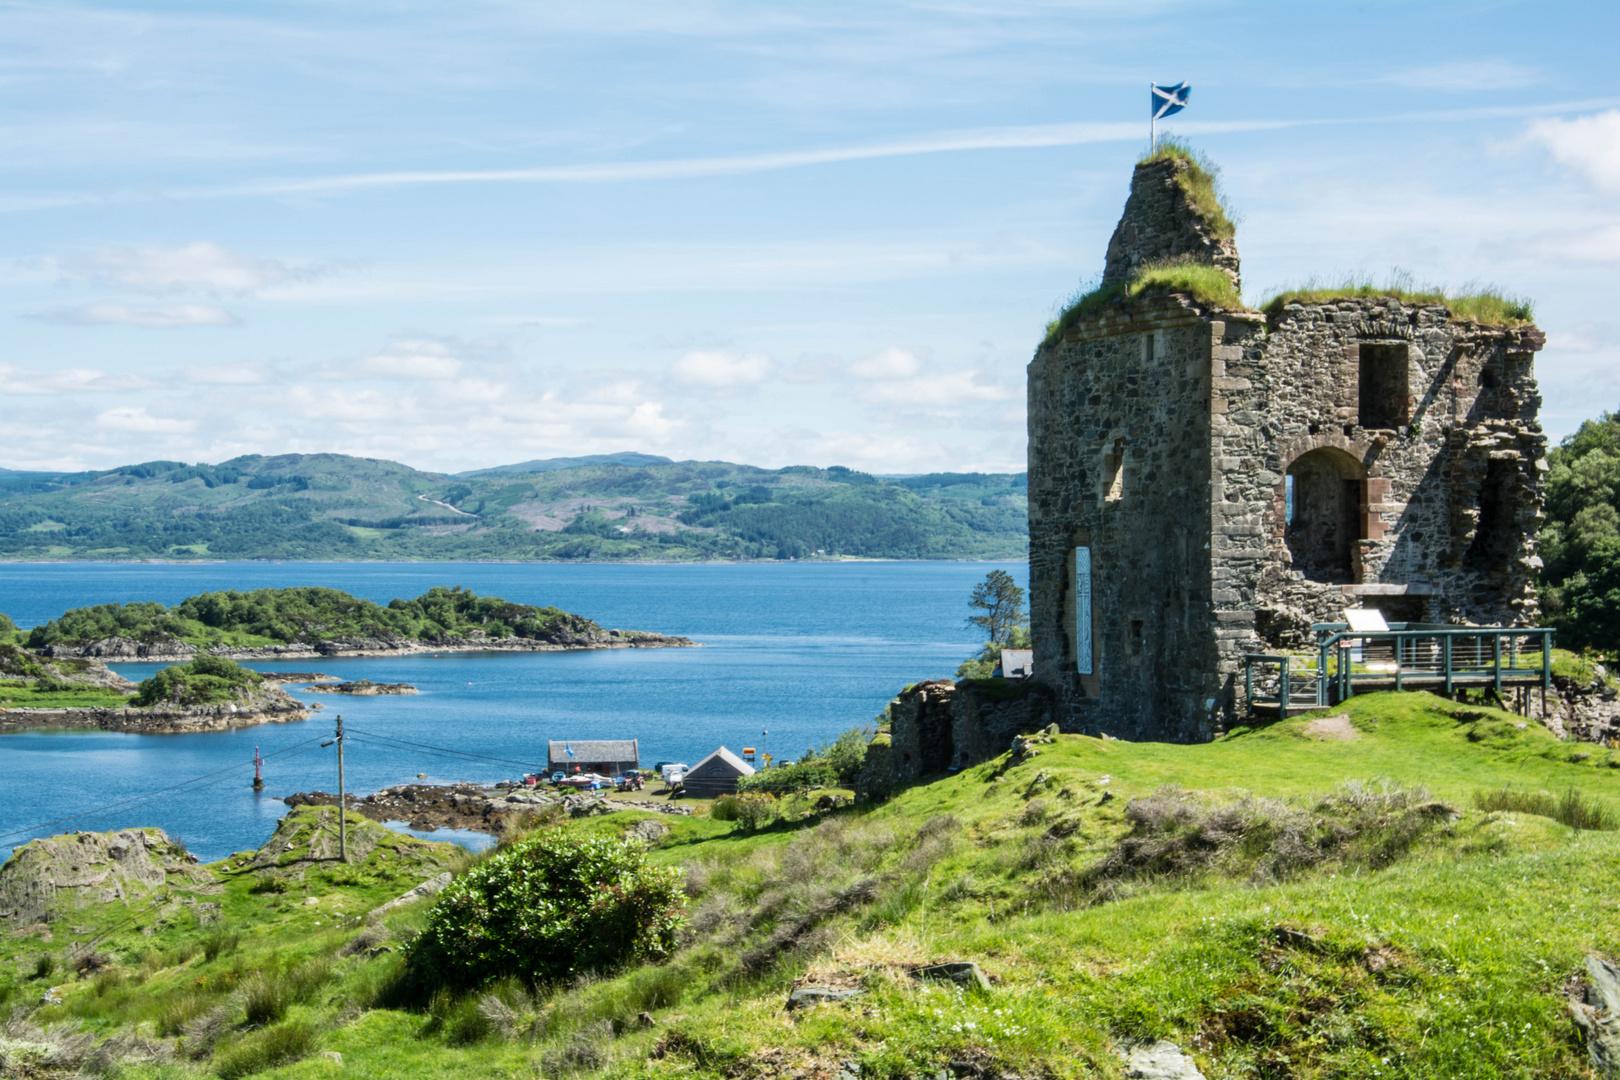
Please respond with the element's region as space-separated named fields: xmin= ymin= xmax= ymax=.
xmin=4 ymin=692 xmax=1617 ymax=1079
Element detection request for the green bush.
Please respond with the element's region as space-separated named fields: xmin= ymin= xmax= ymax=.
xmin=711 ymin=792 xmax=778 ymax=830
xmin=408 ymin=832 xmax=685 ymax=991
xmin=736 ymin=762 xmax=836 ymax=795
xmin=133 ymin=657 xmax=261 ymax=707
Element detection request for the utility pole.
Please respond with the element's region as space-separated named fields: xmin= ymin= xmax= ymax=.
xmin=336 ymin=714 xmax=347 ymax=864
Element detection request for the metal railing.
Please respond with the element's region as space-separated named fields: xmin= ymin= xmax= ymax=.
xmin=1244 ymin=623 xmax=1554 ymax=715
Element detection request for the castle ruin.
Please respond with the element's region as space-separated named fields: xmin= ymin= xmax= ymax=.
xmin=1026 ymin=153 xmax=1548 ymax=742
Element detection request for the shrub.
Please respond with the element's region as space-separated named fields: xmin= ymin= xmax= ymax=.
xmin=408 ymin=832 xmax=685 ymax=991
xmin=710 ymin=792 xmax=778 ymax=830
xmin=736 ymin=762 xmax=835 ymax=795
xmin=33 ymin=954 xmax=55 ymax=980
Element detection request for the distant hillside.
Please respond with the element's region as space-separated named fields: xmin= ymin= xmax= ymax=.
xmin=459 ymin=452 xmax=674 ymax=476
xmin=0 ymin=453 xmax=1027 ymax=562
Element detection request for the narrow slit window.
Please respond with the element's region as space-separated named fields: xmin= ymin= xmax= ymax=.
xmin=1103 ymin=439 xmax=1125 ymax=502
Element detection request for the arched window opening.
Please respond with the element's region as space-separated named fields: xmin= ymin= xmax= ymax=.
xmin=1465 ymin=459 xmax=1518 ymax=570
xmin=1285 ymin=448 xmax=1366 ymax=584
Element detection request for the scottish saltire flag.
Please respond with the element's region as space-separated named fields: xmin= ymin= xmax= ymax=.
xmin=1152 ymin=82 xmax=1190 ymax=120
xmin=565 ymin=743 xmax=574 ymax=757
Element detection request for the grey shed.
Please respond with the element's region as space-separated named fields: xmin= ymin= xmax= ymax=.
xmin=681 ymin=746 xmax=756 ymax=798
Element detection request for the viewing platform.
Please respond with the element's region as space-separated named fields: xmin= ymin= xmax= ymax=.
xmin=1243 ymin=623 xmax=1554 ymax=720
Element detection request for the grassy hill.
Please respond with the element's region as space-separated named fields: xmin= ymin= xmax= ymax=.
xmin=0 ymin=454 xmax=1027 ymax=562
xmin=2 ymin=691 xmax=1616 ymax=1078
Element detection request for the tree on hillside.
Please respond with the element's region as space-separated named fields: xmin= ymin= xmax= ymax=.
xmin=958 ymin=570 xmax=1030 ymax=679
xmin=1541 ymin=409 xmax=1620 ymax=655
xmin=966 ymin=570 xmax=1026 ymax=645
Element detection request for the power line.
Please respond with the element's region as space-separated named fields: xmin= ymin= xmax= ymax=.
xmin=342 ymin=724 xmax=545 ymax=770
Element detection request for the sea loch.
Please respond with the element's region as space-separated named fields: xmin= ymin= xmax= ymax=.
xmin=0 ymin=560 xmax=1025 ymax=860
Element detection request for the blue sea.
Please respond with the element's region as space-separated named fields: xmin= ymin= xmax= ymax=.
xmin=0 ymin=561 xmax=1025 ymax=862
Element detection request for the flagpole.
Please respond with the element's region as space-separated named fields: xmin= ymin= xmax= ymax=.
xmin=1149 ymin=82 xmax=1155 ymax=153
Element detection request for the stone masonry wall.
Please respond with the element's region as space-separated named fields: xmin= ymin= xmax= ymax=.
xmin=1102 ymin=158 xmax=1240 ymax=292
xmin=857 ymin=679 xmax=1054 ymax=797
xmin=1028 ymin=295 xmax=1221 ymax=742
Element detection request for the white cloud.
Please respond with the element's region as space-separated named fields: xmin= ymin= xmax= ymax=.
xmin=0 ymin=363 xmax=152 ymax=395
xmin=64 ymin=242 xmax=296 ymax=294
xmin=36 ymin=303 xmax=239 ymax=327
xmin=860 ymin=369 xmax=1015 ymax=408
xmin=670 ymin=349 xmax=773 ymax=387
xmin=354 ymin=339 xmax=464 ymax=380
xmin=1525 ymin=110 xmax=1620 ymax=194
xmin=183 ymin=361 xmax=272 ymax=384
xmin=848 ymin=347 xmax=922 ymax=380
xmin=1547 ymin=323 xmax=1620 ymax=353
xmin=95 ymin=406 xmax=194 ymax=433
xmin=1384 ymin=60 xmax=1540 ymax=92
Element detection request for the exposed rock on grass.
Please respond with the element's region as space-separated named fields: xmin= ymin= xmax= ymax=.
xmin=0 ymin=828 xmax=214 ymax=930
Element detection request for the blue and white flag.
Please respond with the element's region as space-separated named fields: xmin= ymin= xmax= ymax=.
xmin=565 ymin=743 xmax=574 ymax=757
xmin=1152 ymin=82 xmax=1190 ymax=120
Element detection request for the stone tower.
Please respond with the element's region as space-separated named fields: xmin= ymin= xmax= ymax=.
xmin=1026 ymin=153 xmax=1546 ymax=742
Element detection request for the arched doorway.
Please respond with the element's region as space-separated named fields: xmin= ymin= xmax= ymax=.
xmin=1285 ymin=448 xmax=1367 ymax=583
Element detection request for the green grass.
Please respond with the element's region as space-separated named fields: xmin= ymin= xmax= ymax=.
xmin=6 ymin=695 xmax=1619 ymax=1079
xmin=1044 ymin=258 xmax=1245 ymax=345
xmin=0 ymin=678 xmax=134 ymax=709
xmin=1261 ymin=273 xmax=1534 ymax=327
xmin=1139 ymin=138 xmax=1236 ymax=239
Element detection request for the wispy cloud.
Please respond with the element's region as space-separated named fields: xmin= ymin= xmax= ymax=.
xmin=1525 ymin=109 xmax=1620 ymax=194
xmin=31 ymin=303 xmax=240 ymax=327
xmin=1383 ymin=59 xmax=1540 ymax=92
xmin=670 ymin=349 xmax=774 ymax=387
xmin=0 ymin=364 xmax=153 ymax=395
xmin=62 ymin=242 xmax=303 ymax=294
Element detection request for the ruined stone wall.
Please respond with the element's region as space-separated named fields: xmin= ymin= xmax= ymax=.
xmin=856 ymin=679 xmax=1054 ymax=797
xmin=1101 ymin=158 xmax=1240 ymax=291
xmin=1027 ymin=296 xmax=1222 ymax=742
xmin=1217 ymin=299 xmax=1546 ymax=649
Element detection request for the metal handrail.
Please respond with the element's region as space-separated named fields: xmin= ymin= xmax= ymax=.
xmin=1243 ymin=625 xmax=1553 ymax=717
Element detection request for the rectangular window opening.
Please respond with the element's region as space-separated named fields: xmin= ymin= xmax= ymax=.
xmin=1129 ymin=620 xmax=1144 ymax=656
xmin=1358 ymin=343 xmax=1410 ymax=430
xmin=1103 ymin=439 xmax=1125 ymax=502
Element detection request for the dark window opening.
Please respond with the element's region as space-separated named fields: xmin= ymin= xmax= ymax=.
xmin=1359 ymin=343 xmax=1409 ymax=429
xmin=1286 ymin=449 xmax=1365 ymax=584
xmin=1465 ymin=459 xmax=1519 ymax=570
xmin=1479 ymin=365 xmax=1499 ymax=389
xmin=1129 ymin=620 xmax=1144 ymax=655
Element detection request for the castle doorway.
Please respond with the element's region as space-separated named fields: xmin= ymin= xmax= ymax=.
xmin=1286 ymin=448 xmax=1366 ymax=583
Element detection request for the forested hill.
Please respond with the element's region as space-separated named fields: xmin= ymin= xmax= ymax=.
xmin=0 ymin=453 xmax=1027 ymax=562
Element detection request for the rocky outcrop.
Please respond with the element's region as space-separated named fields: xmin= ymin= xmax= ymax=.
xmin=303 ymin=680 xmax=417 ymax=696
xmin=0 ymin=682 xmax=307 ymax=735
xmin=0 ymin=827 xmax=216 ymax=930
xmin=1549 ymin=672 xmax=1620 ymax=746
xmin=284 ymin=782 xmax=691 ymax=836
xmin=41 ymin=628 xmax=696 ymax=662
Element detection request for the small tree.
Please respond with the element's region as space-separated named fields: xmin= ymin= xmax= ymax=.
xmin=967 ymin=570 xmax=1026 ymax=646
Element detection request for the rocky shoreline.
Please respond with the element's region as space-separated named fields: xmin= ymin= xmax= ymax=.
xmin=303 ymin=681 xmax=417 ymax=696
xmin=283 ymin=782 xmax=693 ymax=836
xmin=39 ymin=629 xmax=697 ymax=663
xmin=0 ymin=696 xmax=308 ymax=735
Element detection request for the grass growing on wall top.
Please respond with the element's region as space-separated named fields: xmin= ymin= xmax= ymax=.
xmin=1262 ymin=273 xmax=1535 ymax=326
xmin=1139 ymin=137 xmax=1236 ymax=240
xmin=1043 ymin=257 xmax=1244 ymax=346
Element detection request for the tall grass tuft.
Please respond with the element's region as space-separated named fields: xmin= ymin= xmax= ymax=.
xmin=1475 ymin=786 xmax=1617 ymax=831
xmin=202 ymin=927 xmax=241 ymax=962
xmin=1044 ymin=258 xmax=1244 ymax=345
xmin=1262 ymin=272 xmax=1533 ymax=326
xmin=213 ymin=1020 xmax=316 ymax=1079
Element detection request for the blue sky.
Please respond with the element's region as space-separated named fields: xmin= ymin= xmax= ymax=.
xmin=3 ymin=0 xmax=1618 ymax=475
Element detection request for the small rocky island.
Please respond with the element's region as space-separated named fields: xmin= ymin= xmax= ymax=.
xmin=302 ymin=680 xmax=417 ymax=696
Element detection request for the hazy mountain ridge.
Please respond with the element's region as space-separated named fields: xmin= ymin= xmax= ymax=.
xmin=0 ymin=453 xmax=1027 ymax=562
